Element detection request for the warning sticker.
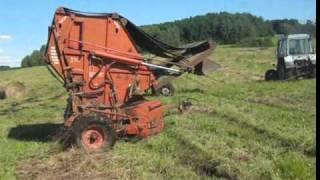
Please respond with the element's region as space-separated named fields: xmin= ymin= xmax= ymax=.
xmin=50 ymin=46 xmax=59 ymax=65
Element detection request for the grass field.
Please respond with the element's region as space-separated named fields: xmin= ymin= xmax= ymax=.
xmin=0 ymin=45 xmax=316 ymax=179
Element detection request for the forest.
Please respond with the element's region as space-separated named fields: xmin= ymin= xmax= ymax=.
xmin=142 ymin=12 xmax=315 ymax=46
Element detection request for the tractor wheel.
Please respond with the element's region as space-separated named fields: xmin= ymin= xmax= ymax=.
xmin=265 ymin=69 xmax=278 ymax=81
xmin=310 ymin=67 xmax=316 ymax=78
xmin=313 ymin=67 xmax=316 ymax=78
xmin=286 ymin=69 xmax=295 ymax=80
xmin=277 ymin=64 xmax=287 ymax=80
xmin=72 ymin=114 xmax=116 ymax=152
xmin=153 ymin=83 xmax=175 ymax=96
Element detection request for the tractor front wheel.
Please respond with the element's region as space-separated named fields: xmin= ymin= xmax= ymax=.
xmin=265 ymin=69 xmax=278 ymax=81
xmin=72 ymin=114 xmax=116 ymax=152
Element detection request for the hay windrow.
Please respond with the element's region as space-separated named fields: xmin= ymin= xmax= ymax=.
xmin=16 ymin=148 xmax=132 ymax=180
xmin=6 ymin=81 xmax=26 ymax=99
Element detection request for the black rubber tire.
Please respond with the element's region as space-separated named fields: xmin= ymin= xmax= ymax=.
xmin=277 ymin=63 xmax=287 ymax=80
xmin=72 ymin=114 xmax=116 ymax=152
xmin=153 ymin=83 xmax=175 ymax=96
xmin=286 ymin=69 xmax=294 ymax=80
xmin=265 ymin=69 xmax=278 ymax=81
xmin=311 ymin=67 xmax=316 ymax=78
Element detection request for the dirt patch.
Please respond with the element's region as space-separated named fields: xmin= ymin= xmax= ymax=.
xmin=16 ymin=148 xmax=132 ymax=180
xmin=0 ymin=81 xmax=26 ymax=100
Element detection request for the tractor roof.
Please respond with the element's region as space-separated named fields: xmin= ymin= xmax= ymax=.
xmin=275 ymin=34 xmax=311 ymax=40
xmin=287 ymin=34 xmax=310 ymax=39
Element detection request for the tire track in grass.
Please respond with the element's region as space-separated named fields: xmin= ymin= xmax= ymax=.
xmin=196 ymin=92 xmax=313 ymax=138
xmin=173 ymin=133 xmax=238 ymax=180
xmin=173 ymin=76 xmax=315 ymax=158
xmin=152 ymin=126 xmax=239 ymax=180
xmin=173 ymin=110 xmax=315 ymax=178
xmin=164 ymin=113 xmax=276 ymax=179
xmin=182 ymin=105 xmax=314 ymax=158
xmin=177 ymin=92 xmax=314 ymax=138
xmin=179 ymin=87 xmax=313 ymax=115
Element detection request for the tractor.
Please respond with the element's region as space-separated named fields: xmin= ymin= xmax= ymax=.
xmin=265 ymin=34 xmax=316 ymax=81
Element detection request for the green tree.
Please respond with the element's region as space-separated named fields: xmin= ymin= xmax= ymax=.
xmin=21 ymin=45 xmax=46 ymax=67
xmin=141 ymin=12 xmax=315 ymax=45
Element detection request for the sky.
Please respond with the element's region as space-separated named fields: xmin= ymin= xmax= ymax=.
xmin=0 ymin=0 xmax=316 ymax=67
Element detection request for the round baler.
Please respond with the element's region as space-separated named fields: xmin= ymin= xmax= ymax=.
xmin=45 ymin=7 xmax=217 ymax=151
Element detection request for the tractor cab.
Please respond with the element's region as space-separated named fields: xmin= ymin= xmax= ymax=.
xmin=277 ymin=34 xmax=315 ymax=56
xmin=265 ymin=34 xmax=316 ymax=80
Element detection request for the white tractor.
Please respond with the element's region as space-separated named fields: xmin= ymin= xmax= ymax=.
xmin=265 ymin=34 xmax=316 ymax=80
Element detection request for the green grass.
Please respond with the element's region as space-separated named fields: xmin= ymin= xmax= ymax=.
xmin=0 ymin=46 xmax=316 ymax=179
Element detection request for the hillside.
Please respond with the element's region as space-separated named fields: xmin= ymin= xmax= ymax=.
xmin=0 ymin=46 xmax=316 ymax=179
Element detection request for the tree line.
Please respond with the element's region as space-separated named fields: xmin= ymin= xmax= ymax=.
xmin=20 ymin=12 xmax=315 ymax=67
xmin=21 ymin=45 xmax=46 ymax=67
xmin=142 ymin=12 xmax=315 ymax=46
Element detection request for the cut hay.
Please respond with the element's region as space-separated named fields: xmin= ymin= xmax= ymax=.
xmin=1 ymin=81 xmax=26 ymax=100
xmin=16 ymin=149 xmax=132 ymax=180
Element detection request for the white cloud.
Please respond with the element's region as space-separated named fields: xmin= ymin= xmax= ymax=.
xmin=0 ymin=35 xmax=12 ymax=41
xmin=0 ymin=55 xmax=10 ymax=60
xmin=0 ymin=56 xmax=21 ymax=67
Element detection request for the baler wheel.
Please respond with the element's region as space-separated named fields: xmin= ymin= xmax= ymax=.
xmin=72 ymin=115 xmax=116 ymax=152
xmin=153 ymin=83 xmax=175 ymax=96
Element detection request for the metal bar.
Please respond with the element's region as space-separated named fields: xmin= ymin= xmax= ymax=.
xmin=142 ymin=62 xmax=181 ymax=74
xmin=68 ymin=39 xmax=143 ymax=60
xmin=94 ymin=50 xmax=142 ymax=65
xmin=94 ymin=49 xmax=182 ymax=74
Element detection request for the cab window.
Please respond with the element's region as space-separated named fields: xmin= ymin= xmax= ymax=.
xmin=288 ymin=38 xmax=310 ymax=55
xmin=278 ymin=40 xmax=287 ymax=57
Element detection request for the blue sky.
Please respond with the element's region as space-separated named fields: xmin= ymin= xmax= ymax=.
xmin=0 ymin=0 xmax=316 ymax=67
